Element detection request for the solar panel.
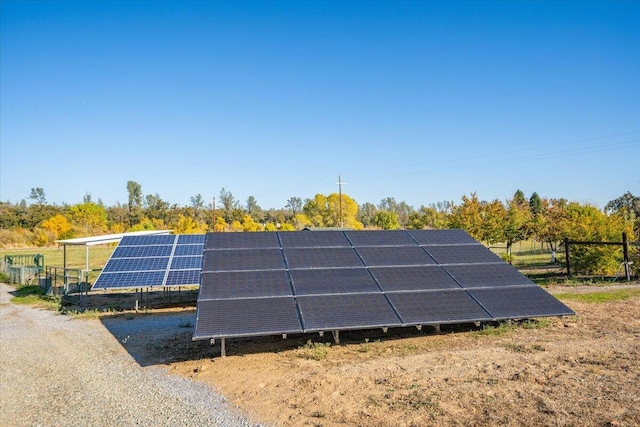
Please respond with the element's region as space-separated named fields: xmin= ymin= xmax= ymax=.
xmin=94 ymin=271 xmax=166 ymax=289
xmin=444 ymin=263 xmax=535 ymax=288
xmin=355 ymin=246 xmax=436 ymax=267
xmin=112 ymin=245 xmax=174 ymax=258
xmin=203 ymin=249 xmax=285 ymax=272
xmin=297 ymin=293 xmax=402 ymax=331
xmin=170 ymin=256 xmax=203 ymax=270
xmin=407 ymin=229 xmax=477 ymax=245
xmin=185 ymin=229 xmax=574 ymax=344
xmin=193 ymin=297 xmax=303 ymax=339
xmin=166 ymin=269 xmax=201 ymax=286
xmin=205 ymin=232 xmax=279 ymax=249
xmin=345 ymin=230 xmax=416 ymax=246
xmin=387 ymin=290 xmax=492 ymax=324
xmin=468 ymin=286 xmax=575 ymax=319
xmin=370 ymin=265 xmax=460 ymax=291
xmin=279 ymin=230 xmax=350 ymax=248
xmin=120 ymin=235 xmax=177 ymax=246
xmin=200 ymin=271 xmax=292 ymax=300
xmin=174 ymin=244 xmax=205 ymax=256
xmin=102 ymin=257 xmax=169 ymax=273
xmin=423 ymin=244 xmax=503 ymax=264
xmin=284 ymin=247 xmax=363 ymax=269
xmin=289 ymin=268 xmax=379 ymax=295
xmin=177 ymin=234 xmax=206 ymax=245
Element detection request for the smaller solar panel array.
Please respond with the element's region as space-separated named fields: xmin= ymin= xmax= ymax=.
xmin=93 ymin=234 xmax=205 ymax=289
xmin=194 ymin=230 xmax=574 ymax=340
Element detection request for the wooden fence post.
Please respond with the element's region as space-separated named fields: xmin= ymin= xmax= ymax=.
xmin=564 ymin=237 xmax=571 ymax=278
xmin=622 ymin=232 xmax=630 ymax=281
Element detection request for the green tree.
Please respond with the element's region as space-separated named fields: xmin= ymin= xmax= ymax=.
xmin=67 ymin=202 xmax=108 ymax=235
xmin=373 ymin=211 xmax=399 ymax=230
xmin=449 ymin=193 xmax=484 ymax=240
xmin=245 ymin=196 xmax=263 ymax=222
xmin=606 ymin=192 xmax=640 ymax=238
xmin=127 ymin=181 xmax=143 ymax=227
xmin=285 ymin=197 xmax=303 ymax=217
xmin=29 ymin=187 xmax=46 ymax=205
xmin=358 ymin=202 xmax=377 ymax=227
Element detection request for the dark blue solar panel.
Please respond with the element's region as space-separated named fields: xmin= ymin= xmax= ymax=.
xmin=174 ymin=244 xmax=204 ymax=256
xmin=112 ymin=245 xmax=174 ymax=258
xmin=170 ymin=256 xmax=203 ymax=270
xmin=94 ymin=271 xmax=166 ymax=289
xmin=194 ymin=297 xmax=303 ymax=339
xmin=200 ymin=271 xmax=292 ymax=300
xmin=102 ymin=257 xmax=169 ymax=273
xmin=369 ymin=266 xmax=460 ymax=291
xmin=289 ymin=268 xmax=379 ymax=295
xmin=203 ymin=249 xmax=285 ymax=272
xmin=444 ymin=263 xmax=536 ymax=288
xmin=284 ymin=247 xmax=363 ymax=269
xmin=345 ymin=230 xmax=416 ymax=246
xmin=468 ymin=287 xmax=575 ymax=319
xmin=387 ymin=290 xmax=493 ymax=324
xmin=205 ymin=232 xmax=279 ymax=249
xmin=177 ymin=234 xmax=205 ymax=245
xmin=166 ymin=269 xmax=201 ymax=286
xmin=355 ymin=246 xmax=436 ymax=267
xmin=278 ymin=231 xmax=350 ymax=248
xmin=120 ymin=235 xmax=176 ymax=246
xmin=297 ymin=293 xmax=402 ymax=331
xmin=423 ymin=244 xmax=502 ymax=264
xmin=407 ymin=229 xmax=477 ymax=245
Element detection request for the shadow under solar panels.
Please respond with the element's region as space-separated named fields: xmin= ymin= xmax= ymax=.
xmin=200 ymin=270 xmax=292 ymax=300
xmin=205 ymin=232 xmax=279 ymax=249
xmin=407 ymin=229 xmax=478 ymax=245
xmin=387 ymin=290 xmax=493 ymax=324
xmin=279 ymin=230 xmax=350 ymax=248
xmin=194 ymin=297 xmax=303 ymax=339
xmin=297 ymin=293 xmax=402 ymax=331
xmin=203 ymin=249 xmax=285 ymax=272
xmin=369 ymin=265 xmax=460 ymax=291
xmin=444 ymin=263 xmax=536 ymax=288
xmin=468 ymin=286 xmax=575 ymax=319
xmin=423 ymin=244 xmax=503 ymax=264
xmin=290 ymin=268 xmax=379 ymax=295
xmin=284 ymin=247 xmax=363 ymax=269
xmin=355 ymin=246 xmax=436 ymax=267
xmin=346 ymin=230 xmax=417 ymax=246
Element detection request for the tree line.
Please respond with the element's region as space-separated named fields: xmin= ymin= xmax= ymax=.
xmin=1 ymin=183 xmax=637 ymax=274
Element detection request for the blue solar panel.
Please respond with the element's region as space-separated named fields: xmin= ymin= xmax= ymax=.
xmin=112 ymin=245 xmax=174 ymax=258
xmin=170 ymin=256 xmax=203 ymax=270
xmin=423 ymin=244 xmax=503 ymax=264
xmin=444 ymin=263 xmax=536 ymax=288
xmin=174 ymin=244 xmax=204 ymax=256
xmin=94 ymin=271 xmax=166 ymax=289
xmin=200 ymin=271 xmax=293 ymax=300
xmin=345 ymin=230 xmax=416 ymax=246
xmin=355 ymin=246 xmax=436 ymax=267
xmin=369 ymin=266 xmax=460 ymax=291
xmin=166 ymin=270 xmax=201 ymax=286
xmin=284 ymin=247 xmax=363 ymax=269
xmin=102 ymin=257 xmax=169 ymax=273
xmin=289 ymin=268 xmax=379 ymax=295
xmin=177 ymin=234 xmax=205 ymax=245
xmin=203 ymin=249 xmax=285 ymax=272
xmin=279 ymin=231 xmax=350 ymax=248
xmin=120 ymin=235 xmax=176 ymax=246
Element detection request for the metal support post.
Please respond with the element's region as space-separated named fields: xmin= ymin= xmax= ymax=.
xmin=332 ymin=330 xmax=340 ymax=345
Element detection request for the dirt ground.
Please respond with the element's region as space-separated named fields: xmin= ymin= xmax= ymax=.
xmin=98 ymin=284 xmax=640 ymax=427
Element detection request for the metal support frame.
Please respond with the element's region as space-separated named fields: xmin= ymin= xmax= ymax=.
xmin=332 ymin=330 xmax=340 ymax=344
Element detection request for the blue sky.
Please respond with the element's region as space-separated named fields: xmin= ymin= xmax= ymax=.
xmin=1 ymin=0 xmax=638 ymax=211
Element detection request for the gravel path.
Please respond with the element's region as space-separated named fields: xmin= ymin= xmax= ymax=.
xmin=0 ymin=284 xmax=256 ymax=427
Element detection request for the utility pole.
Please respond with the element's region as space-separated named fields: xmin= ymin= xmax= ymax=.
xmin=336 ymin=175 xmax=346 ymax=228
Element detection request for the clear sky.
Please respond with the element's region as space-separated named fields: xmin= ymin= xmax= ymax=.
xmin=1 ymin=0 xmax=638 ymax=211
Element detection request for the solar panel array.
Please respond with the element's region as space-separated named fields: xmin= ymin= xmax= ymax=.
xmin=193 ymin=230 xmax=574 ymax=340
xmin=93 ymin=234 xmax=205 ymax=289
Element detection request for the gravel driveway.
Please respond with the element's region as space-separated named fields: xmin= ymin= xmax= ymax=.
xmin=0 ymin=283 xmax=255 ymax=427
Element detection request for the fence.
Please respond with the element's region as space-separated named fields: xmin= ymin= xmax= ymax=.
xmin=38 ymin=266 xmax=100 ymax=305
xmin=563 ymin=232 xmax=636 ymax=280
xmin=1 ymin=254 xmax=44 ymax=285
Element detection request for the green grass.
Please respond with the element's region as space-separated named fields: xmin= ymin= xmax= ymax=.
xmin=554 ymin=288 xmax=640 ymax=303
xmin=1 ymin=246 xmax=115 ymax=271
xmin=10 ymin=284 xmax=61 ymax=310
